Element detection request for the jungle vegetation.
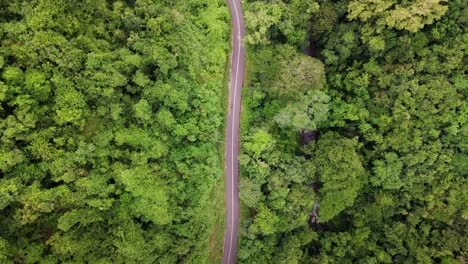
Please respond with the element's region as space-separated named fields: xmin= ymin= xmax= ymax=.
xmin=238 ymin=0 xmax=467 ymax=263
xmin=0 ymin=0 xmax=466 ymax=263
xmin=0 ymin=0 xmax=229 ymax=262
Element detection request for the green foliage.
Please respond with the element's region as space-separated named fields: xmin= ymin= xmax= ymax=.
xmin=348 ymin=0 xmax=448 ymax=33
xmin=239 ymin=177 xmax=263 ymax=208
xmin=0 ymin=0 xmax=229 ymax=262
xmin=133 ymin=99 xmax=152 ymax=122
xmin=370 ymin=152 xmax=404 ymax=190
xmin=243 ymin=129 xmax=275 ymax=159
xmin=273 ymin=54 xmax=325 ymax=99
xmin=239 ymin=0 xmax=467 ymax=262
xmin=307 ymin=132 xmax=366 ymax=222
xmin=245 ymin=2 xmax=283 ymax=46
xmin=310 ymin=1 xmax=338 ymax=37
xmin=244 ymin=0 xmax=319 ymax=47
xmin=250 ymin=205 xmax=280 ymax=235
xmin=274 ymin=90 xmax=330 ymax=131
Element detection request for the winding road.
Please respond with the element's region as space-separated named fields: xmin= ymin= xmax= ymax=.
xmin=222 ymin=0 xmax=245 ymax=263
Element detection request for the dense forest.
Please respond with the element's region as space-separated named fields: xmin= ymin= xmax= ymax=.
xmin=0 ymin=0 xmax=467 ymax=263
xmin=238 ymin=0 xmax=467 ymax=263
xmin=0 ymin=0 xmax=230 ymax=262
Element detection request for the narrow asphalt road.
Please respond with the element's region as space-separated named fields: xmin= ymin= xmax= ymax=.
xmin=222 ymin=0 xmax=245 ymax=263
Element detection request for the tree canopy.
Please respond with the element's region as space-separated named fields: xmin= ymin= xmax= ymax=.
xmin=0 ymin=0 xmax=229 ymax=262
xmin=238 ymin=0 xmax=467 ymax=262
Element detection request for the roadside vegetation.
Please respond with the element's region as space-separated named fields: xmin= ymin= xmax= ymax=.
xmin=238 ymin=0 xmax=467 ymax=263
xmin=0 ymin=0 xmax=229 ymax=262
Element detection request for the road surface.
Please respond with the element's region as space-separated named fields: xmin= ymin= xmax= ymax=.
xmin=222 ymin=0 xmax=245 ymax=263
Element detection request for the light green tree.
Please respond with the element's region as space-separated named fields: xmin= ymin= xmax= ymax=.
xmin=274 ymin=90 xmax=330 ymax=131
xmin=272 ymin=54 xmax=325 ymax=99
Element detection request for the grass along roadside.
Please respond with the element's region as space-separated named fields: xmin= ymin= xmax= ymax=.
xmin=237 ymin=43 xmax=253 ymax=260
xmin=206 ymin=178 xmax=226 ymax=263
xmin=206 ymin=32 xmax=232 ymax=263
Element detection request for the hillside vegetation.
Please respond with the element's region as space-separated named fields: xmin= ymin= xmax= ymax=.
xmin=0 ymin=0 xmax=229 ymax=262
xmin=239 ymin=0 xmax=467 ymax=263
